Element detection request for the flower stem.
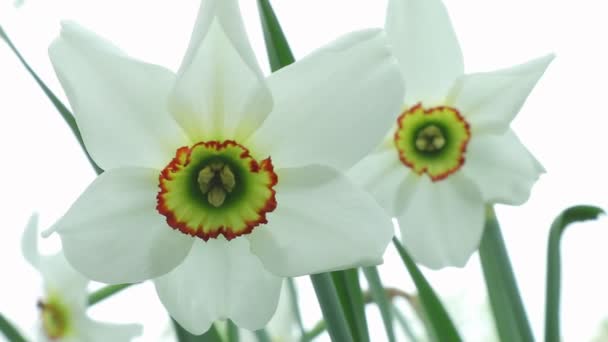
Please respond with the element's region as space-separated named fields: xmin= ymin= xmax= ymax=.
xmin=87 ymin=283 xmax=135 ymax=306
xmin=479 ymin=207 xmax=534 ymax=342
xmin=310 ymin=273 xmax=353 ymax=342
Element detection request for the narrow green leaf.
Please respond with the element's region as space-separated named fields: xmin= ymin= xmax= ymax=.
xmin=392 ymin=237 xmax=462 ymax=342
xmin=256 ymin=0 xmax=295 ymax=71
xmin=0 ymin=25 xmax=102 ymax=174
xmin=479 ymin=207 xmax=534 ymax=342
xmin=87 ymin=283 xmax=134 ymax=306
xmin=310 ymin=273 xmax=353 ymax=342
xmin=253 ymin=329 xmax=271 ymax=342
xmin=0 ymin=313 xmax=27 ymax=342
xmin=363 ymin=266 xmax=396 ymax=342
xmin=392 ymin=305 xmax=419 ymax=342
xmin=287 ymin=278 xmax=306 ymax=337
xmin=172 ymin=319 xmax=224 ymax=342
xmin=331 ymin=269 xmax=369 ymax=342
xmin=226 ymin=320 xmax=239 ymax=342
xmin=545 ymin=205 xmax=604 ymax=342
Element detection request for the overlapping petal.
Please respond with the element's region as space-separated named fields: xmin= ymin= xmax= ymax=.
xmin=49 ymin=22 xmax=189 ymax=170
xmin=448 ymin=54 xmax=554 ymax=134
xmin=170 ymin=0 xmax=272 ymax=142
xmin=462 ymin=130 xmax=544 ymax=205
xmin=396 ymin=174 xmax=484 ymax=269
xmin=249 ymin=165 xmax=393 ymax=277
xmin=154 ymin=238 xmax=281 ymax=334
xmin=248 ymin=30 xmax=404 ymax=171
xmin=48 ymin=168 xmax=194 ymax=283
xmin=385 ymin=0 xmax=463 ymax=104
xmin=348 ymin=149 xmax=411 ymax=216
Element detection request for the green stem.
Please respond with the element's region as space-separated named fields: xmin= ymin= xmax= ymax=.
xmin=363 ymin=266 xmax=396 ymax=342
xmin=226 ymin=320 xmax=239 ymax=342
xmin=87 ymin=283 xmax=134 ymax=306
xmin=253 ymin=329 xmax=271 ymax=342
xmin=302 ymin=320 xmax=326 ymax=342
xmin=392 ymin=305 xmax=419 ymax=342
xmin=0 ymin=313 xmax=27 ymax=342
xmin=310 ymin=273 xmax=353 ymax=342
xmin=0 ymin=25 xmax=102 ymax=174
xmin=479 ymin=207 xmax=534 ymax=342
xmin=287 ymin=278 xmax=306 ymax=337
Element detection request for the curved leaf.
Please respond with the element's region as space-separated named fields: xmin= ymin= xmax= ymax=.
xmin=545 ymin=205 xmax=604 ymax=342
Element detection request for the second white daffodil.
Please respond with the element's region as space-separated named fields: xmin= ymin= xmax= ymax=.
xmin=350 ymin=0 xmax=553 ymax=269
xmin=45 ymin=0 xmax=403 ymax=334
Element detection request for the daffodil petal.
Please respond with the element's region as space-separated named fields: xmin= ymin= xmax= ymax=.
xmin=397 ymin=174 xmax=484 ymax=269
xmin=248 ymin=30 xmax=404 ymax=171
xmin=39 ymin=253 xmax=88 ymax=310
xmin=385 ymin=0 xmax=463 ymax=103
xmin=154 ymin=238 xmax=281 ymax=334
xmin=48 ymin=22 xmax=189 ymax=170
xmin=449 ymin=54 xmax=555 ymax=134
xmin=22 ymin=213 xmax=40 ymax=269
xmin=78 ymin=320 xmax=142 ymax=342
xmin=462 ymin=130 xmax=544 ymax=205
xmin=51 ymin=168 xmax=194 ymax=283
xmin=170 ymin=0 xmax=272 ymax=142
xmin=348 ymin=149 xmax=411 ymax=216
xmin=249 ymin=165 xmax=393 ymax=277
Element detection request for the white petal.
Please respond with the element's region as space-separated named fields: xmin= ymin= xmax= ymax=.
xmin=385 ymin=0 xmax=463 ymax=103
xmin=154 ymin=238 xmax=282 ymax=334
xmin=249 ymin=30 xmax=404 ymax=171
xmin=50 ymin=168 xmax=194 ymax=283
xmin=462 ymin=130 xmax=544 ymax=205
xmin=348 ymin=149 xmax=412 ymax=216
xmin=49 ymin=22 xmax=188 ymax=170
xmin=171 ymin=0 xmax=272 ymax=142
xmin=40 ymin=252 xmax=88 ymax=310
xmin=249 ymin=165 xmax=393 ymax=277
xmin=78 ymin=319 xmax=142 ymax=342
xmin=448 ymin=54 xmax=555 ymax=134
xmin=396 ymin=174 xmax=484 ymax=269
xmin=22 ymin=213 xmax=40 ymax=269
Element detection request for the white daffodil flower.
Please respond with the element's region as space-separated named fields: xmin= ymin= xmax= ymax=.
xmin=44 ymin=0 xmax=404 ymax=334
xmin=22 ymin=214 xmax=142 ymax=341
xmin=350 ymin=0 xmax=554 ymax=269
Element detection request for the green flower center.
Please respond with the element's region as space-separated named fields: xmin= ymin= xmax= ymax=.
xmin=394 ymin=104 xmax=471 ymax=181
xmin=38 ymin=295 xmax=71 ymax=339
xmin=157 ymin=140 xmax=277 ymax=241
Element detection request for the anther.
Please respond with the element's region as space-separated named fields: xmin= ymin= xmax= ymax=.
xmin=208 ymin=186 xmax=227 ymax=207
xmin=415 ymin=125 xmax=445 ymax=152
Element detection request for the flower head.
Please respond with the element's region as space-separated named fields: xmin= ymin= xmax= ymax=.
xmin=350 ymin=0 xmax=553 ymax=269
xmin=44 ymin=0 xmax=404 ymax=334
xmin=22 ymin=214 xmax=142 ymax=341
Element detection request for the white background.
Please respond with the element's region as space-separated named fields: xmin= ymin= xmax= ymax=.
xmin=0 ymin=0 xmax=607 ymax=341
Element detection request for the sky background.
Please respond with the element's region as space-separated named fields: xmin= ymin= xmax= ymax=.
xmin=1 ymin=0 xmax=607 ymax=341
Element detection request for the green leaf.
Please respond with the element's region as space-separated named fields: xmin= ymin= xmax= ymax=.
xmin=253 ymin=329 xmax=271 ymax=342
xmin=392 ymin=237 xmax=462 ymax=342
xmin=87 ymin=283 xmax=134 ymax=306
xmin=0 ymin=313 xmax=27 ymax=342
xmin=545 ymin=205 xmax=604 ymax=342
xmin=310 ymin=273 xmax=353 ymax=342
xmin=172 ymin=319 xmax=224 ymax=342
xmin=302 ymin=320 xmax=327 ymax=342
xmin=479 ymin=207 xmax=534 ymax=342
xmin=226 ymin=320 xmax=239 ymax=342
xmin=256 ymin=0 xmax=295 ymax=71
xmin=362 ymin=266 xmax=396 ymax=342
xmin=0 ymin=25 xmax=102 ymax=175
xmin=331 ymin=269 xmax=370 ymax=342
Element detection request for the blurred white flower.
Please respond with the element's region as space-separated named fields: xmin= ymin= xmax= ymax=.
xmin=22 ymin=214 xmax=141 ymax=342
xmin=350 ymin=0 xmax=553 ymax=269
xmin=44 ymin=0 xmax=403 ymax=334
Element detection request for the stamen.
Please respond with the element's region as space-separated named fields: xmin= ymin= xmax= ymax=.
xmin=415 ymin=125 xmax=445 ymax=152
xmin=208 ymin=186 xmax=227 ymax=207
xmin=220 ymin=165 xmax=236 ymax=193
